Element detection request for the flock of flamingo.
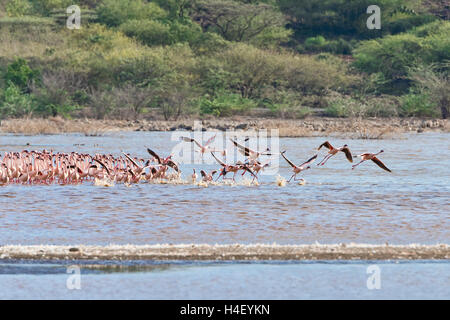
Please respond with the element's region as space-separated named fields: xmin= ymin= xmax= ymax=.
xmin=0 ymin=135 xmax=391 ymax=186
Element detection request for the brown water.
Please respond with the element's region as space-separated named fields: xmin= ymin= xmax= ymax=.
xmin=0 ymin=132 xmax=449 ymax=245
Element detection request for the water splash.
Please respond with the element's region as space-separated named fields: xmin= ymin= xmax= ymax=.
xmin=276 ymin=175 xmax=286 ymax=187
xmin=93 ymin=177 xmax=115 ymax=187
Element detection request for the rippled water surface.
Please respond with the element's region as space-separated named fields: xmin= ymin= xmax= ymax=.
xmin=0 ymin=132 xmax=449 ymax=245
xmin=0 ymin=260 xmax=448 ymax=299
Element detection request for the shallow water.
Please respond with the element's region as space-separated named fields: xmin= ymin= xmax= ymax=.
xmin=0 ymin=132 xmax=449 ymax=245
xmin=0 ymin=260 xmax=448 ymax=299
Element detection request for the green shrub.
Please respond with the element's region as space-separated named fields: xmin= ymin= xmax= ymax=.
xmin=0 ymin=82 xmax=34 ymax=117
xmin=4 ymin=58 xmax=40 ymax=92
xmin=120 ymin=19 xmax=172 ymax=46
xmin=120 ymin=19 xmax=203 ymax=46
xmin=400 ymin=92 xmax=439 ymax=117
xmin=189 ymin=32 xmax=230 ymax=55
xmin=30 ymin=0 xmax=73 ymax=16
xmin=324 ymin=101 xmax=351 ymax=118
xmin=198 ymin=92 xmax=257 ymax=117
xmin=303 ymin=36 xmax=354 ymax=55
xmin=97 ymin=0 xmax=166 ymax=27
xmin=262 ymin=90 xmax=312 ymax=119
xmin=353 ymin=20 xmax=450 ymax=82
xmin=213 ymin=44 xmax=354 ymax=99
xmin=250 ymin=26 xmax=292 ymax=49
xmin=304 ymin=36 xmax=326 ymax=49
xmin=386 ymin=13 xmax=436 ymax=34
xmin=30 ymin=72 xmax=78 ymax=117
xmin=6 ymin=0 xmax=31 ymax=17
xmin=323 ymin=39 xmax=354 ymax=55
xmin=408 ymin=65 xmax=450 ymax=119
xmin=168 ymin=20 xmax=203 ymax=45
xmin=324 ymin=94 xmax=400 ymax=118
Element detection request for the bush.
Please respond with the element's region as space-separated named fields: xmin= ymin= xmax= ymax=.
xmin=30 ymin=0 xmax=73 ymax=16
xmin=120 ymin=19 xmax=172 ymax=46
xmin=96 ymin=0 xmax=166 ymax=27
xmin=408 ymin=65 xmax=450 ymax=119
xmin=4 ymin=58 xmax=40 ymax=92
xmin=324 ymin=94 xmax=400 ymax=118
xmin=189 ymin=31 xmax=230 ymax=55
xmin=212 ymin=44 xmax=354 ymax=99
xmin=400 ymin=92 xmax=438 ymax=117
xmin=6 ymin=0 xmax=31 ymax=17
xmin=353 ymin=20 xmax=450 ymax=82
xmin=386 ymin=13 xmax=436 ymax=34
xmin=198 ymin=92 xmax=257 ymax=117
xmin=304 ymin=36 xmax=326 ymax=49
xmin=250 ymin=26 xmax=292 ymax=49
xmin=120 ymin=19 xmax=203 ymax=47
xmin=303 ymin=36 xmax=354 ymax=55
xmin=30 ymin=72 xmax=78 ymax=117
xmin=0 ymin=82 xmax=34 ymax=117
xmin=261 ymin=89 xmax=312 ymax=119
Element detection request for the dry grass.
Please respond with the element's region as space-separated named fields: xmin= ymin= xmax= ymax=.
xmin=0 ymin=117 xmax=447 ymax=137
xmin=0 ymin=117 xmax=123 ymax=136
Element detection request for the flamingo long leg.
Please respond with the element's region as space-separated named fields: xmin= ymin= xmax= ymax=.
xmin=287 ymin=173 xmax=296 ymax=182
xmin=320 ymin=154 xmax=333 ymax=166
xmin=352 ymin=160 xmax=366 ymax=169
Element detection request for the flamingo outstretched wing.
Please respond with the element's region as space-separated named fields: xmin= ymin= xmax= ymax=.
xmin=299 ymin=154 xmax=318 ymax=167
xmin=204 ymin=134 xmax=217 ymax=146
xmin=146 ymin=148 xmax=161 ymax=164
xmin=211 ymin=152 xmax=226 ymax=167
xmin=341 ymin=147 xmax=353 ymax=163
xmin=280 ymin=151 xmax=296 ymax=168
xmin=180 ymin=137 xmax=203 ymax=148
xmin=318 ymin=141 xmax=333 ymax=150
xmin=371 ymin=157 xmax=391 ymax=172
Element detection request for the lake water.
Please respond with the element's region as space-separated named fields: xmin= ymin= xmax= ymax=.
xmin=0 ymin=132 xmax=448 ymax=245
xmin=0 ymin=260 xmax=448 ymax=299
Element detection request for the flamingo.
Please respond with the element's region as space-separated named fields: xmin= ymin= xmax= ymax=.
xmin=146 ymin=148 xmax=180 ymax=174
xmin=210 ymin=152 xmax=244 ymax=181
xmin=317 ymin=141 xmax=353 ymax=166
xmin=191 ymin=169 xmax=198 ymax=183
xmin=352 ymin=150 xmax=392 ymax=172
xmin=229 ymin=138 xmax=275 ymax=161
xmin=181 ymin=134 xmax=226 ymax=156
xmin=243 ymin=160 xmax=270 ymax=183
xmin=200 ymin=170 xmax=217 ymax=182
xmin=281 ymin=151 xmax=317 ymax=182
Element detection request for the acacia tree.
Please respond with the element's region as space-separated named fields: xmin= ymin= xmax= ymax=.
xmin=191 ymin=0 xmax=286 ymax=42
xmin=277 ymin=0 xmax=407 ymax=39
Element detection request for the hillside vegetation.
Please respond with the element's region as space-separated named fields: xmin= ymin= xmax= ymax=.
xmin=0 ymin=0 xmax=448 ymax=120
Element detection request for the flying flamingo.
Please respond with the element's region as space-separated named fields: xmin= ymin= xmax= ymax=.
xmin=280 ymin=152 xmax=317 ymax=182
xmin=247 ymin=160 xmax=270 ymax=182
xmin=230 ymin=138 xmax=274 ymax=161
xmin=200 ymin=169 xmax=217 ymax=182
xmin=146 ymin=148 xmax=180 ymax=173
xmin=352 ymin=150 xmax=392 ymax=172
xmin=317 ymin=141 xmax=353 ymax=166
xmin=181 ymin=134 xmax=226 ymax=157
xmin=210 ymin=152 xmax=254 ymax=182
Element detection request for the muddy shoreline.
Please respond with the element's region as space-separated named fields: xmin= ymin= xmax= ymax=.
xmin=0 ymin=117 xmax=448 ymax=137
xmin=1 ymin=244 xmax=448 ymax=261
